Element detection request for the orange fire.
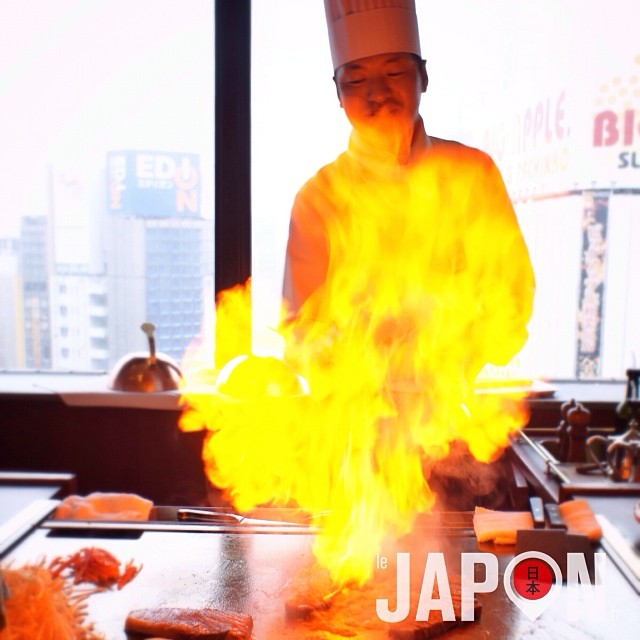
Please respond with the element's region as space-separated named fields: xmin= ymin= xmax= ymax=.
xmin=180 ymin=147 xmax=534 ymax=588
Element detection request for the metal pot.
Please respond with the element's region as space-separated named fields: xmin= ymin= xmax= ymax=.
xmin=586 ymin=418 xmax=640 ymax=482
xmin=109 ymin=322 xmax=183 ymax=392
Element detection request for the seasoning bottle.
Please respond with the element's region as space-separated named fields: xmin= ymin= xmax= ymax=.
xmin=566 ymin=402 xmax=591 ymax=463
xmin=616 ymin=369 xmax=640 ymax=433
xmin=556 ymin=398 xmax=576 ymax=462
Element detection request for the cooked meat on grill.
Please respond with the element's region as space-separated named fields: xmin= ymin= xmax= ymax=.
xmin=388 ymin=619 xmax=468 ymax=639
xmin=283 ymin=564 xmax=337 ymax=621
xmin=124 ymin=607 xmax=253 ymax=640
xmin=387 ymin=604 xmax=482 ymax=638
xmin=284 ymin=594 xmax=331 ymax=620
xmin=283 ymin=564 xmax=482 ymax=639
xmin=387 ymin=578 xmax=482 ymax=639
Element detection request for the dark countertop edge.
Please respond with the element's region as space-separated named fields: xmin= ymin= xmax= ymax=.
xmin=0 ymin=372 xmax=184 ymax=410
xmin=0 ymin=374 xmax=626 ymax=410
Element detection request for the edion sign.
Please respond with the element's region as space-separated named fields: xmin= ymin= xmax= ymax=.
xmin=108 ymin=151 xmax=200 ymax=218
xmin=135 ymin=154 xmax=198 ymax=212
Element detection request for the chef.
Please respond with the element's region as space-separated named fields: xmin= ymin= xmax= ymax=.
xmin=282 ymin=0 xmax=535 ymax=508
xmin=284 ymin=0 xmax=533 ymax=370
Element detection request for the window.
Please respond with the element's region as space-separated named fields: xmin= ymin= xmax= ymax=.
xmin=90 ymin=337 xmax=108 ymax=350
xmin=3 ymin=1 xmax=637 ymax=383
xmin=0 ymin=0 xmax=214 ymax=373
xmin=89 ymin=294 xmax=107 ymax=307
xmin=90 ymin=316 xmax=107 ymax=329
xmin=251 ymin=0 xmax=640 ymax=381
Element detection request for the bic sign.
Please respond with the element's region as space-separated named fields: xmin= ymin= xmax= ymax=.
xmin=593 ymin=109 xmax=640 ymax=147
xmin=593 ymin=109 xmax=640 ymax=170
xmin=108 ymin=151 xmax=201 ymax=218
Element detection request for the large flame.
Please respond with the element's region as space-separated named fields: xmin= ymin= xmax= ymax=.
xmin=180 ymin=144 xmax=534 ymax=588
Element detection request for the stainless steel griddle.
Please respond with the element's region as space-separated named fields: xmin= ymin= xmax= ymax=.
xmin=3 ymin=503 xmax=640 ymax=639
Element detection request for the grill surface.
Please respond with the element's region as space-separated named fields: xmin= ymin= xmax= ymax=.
xmin=3 ymin=511 xmax=640 ymax=639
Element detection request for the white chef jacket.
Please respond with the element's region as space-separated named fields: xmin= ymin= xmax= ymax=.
xmin=282 ymin=118 xmax=535 ymax=372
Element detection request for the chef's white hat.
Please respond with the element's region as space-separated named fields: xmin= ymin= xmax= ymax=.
xmin=324 ymin=0 xmax=421 ymax=70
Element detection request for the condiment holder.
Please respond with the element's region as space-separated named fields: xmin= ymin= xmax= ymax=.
xmin=586 ymin=419 xmax=640 ymax=482
xmin=585 ymin=369 xmax=640 ymax=482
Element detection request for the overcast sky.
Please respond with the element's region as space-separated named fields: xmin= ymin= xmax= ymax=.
xmin=0 ymin=0 xmax=214 ymax=237
xmin=2 ymin=0 xmax=638 ymax=241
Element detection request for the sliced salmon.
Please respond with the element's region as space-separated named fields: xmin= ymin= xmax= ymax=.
xmin=558 ymin=499 xmax=602 ymax=542
xmin=473 ymin=506 xmax=534 ymax=545
xmin=54 ymin=492 xmax=153 ymax=521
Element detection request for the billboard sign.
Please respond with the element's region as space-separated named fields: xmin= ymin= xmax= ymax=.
xmin=108 ymin=151 xmax=200 ymax=217
xmin=479 ymin=51 xmax=640 ymax=200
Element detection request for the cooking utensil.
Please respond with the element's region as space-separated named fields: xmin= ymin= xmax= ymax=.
xmin=109 ymin=322 xmax=182 ymax=392
xmin=518 ymin=431 xmax=571 ymax=484
xmin=544 ymin=503 xmax=567 ymax=529
xmin=176 ymin=508 xmax=316 ymax=529
xmin=529 ymin=496 xmax=545 ymax=528
xmin=42 ymin=506 xmax=322 ymax=536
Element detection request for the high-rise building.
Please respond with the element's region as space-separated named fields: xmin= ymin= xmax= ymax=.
xmin=105 ymin=151 xmax=213 ymax=368
xmin=20 ymin=216 xmax=51 ymax=369
xmin=48 ymin=168 xmax=108 ymax=371
xmin=0 ymin=237 xmax=23 ymax=369
xmin=2 ymin=152 xmax=213 ymax=373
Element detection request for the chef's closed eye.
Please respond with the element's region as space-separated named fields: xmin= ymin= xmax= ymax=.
xmin=338 ymin=70 xmax=366 ymax=86
xmin=384 ymin=62 xmax=411 ymax=76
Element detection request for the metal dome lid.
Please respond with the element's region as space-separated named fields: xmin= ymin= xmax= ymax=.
xmin=108 ymin=322 xmax=183 ymax=392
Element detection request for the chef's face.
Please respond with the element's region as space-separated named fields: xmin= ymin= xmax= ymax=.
xmin=334 ymin=52 xmax=428 ymax=144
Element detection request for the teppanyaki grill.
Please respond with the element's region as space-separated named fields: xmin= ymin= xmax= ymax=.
xmin=3 ymin=504 xmax=640 ymax=639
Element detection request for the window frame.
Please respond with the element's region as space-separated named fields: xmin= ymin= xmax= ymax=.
xmin=214 ymin=0 xmax=251 ymax=294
